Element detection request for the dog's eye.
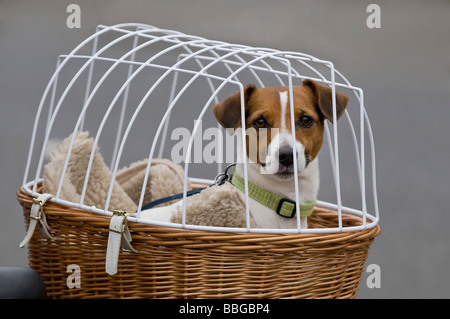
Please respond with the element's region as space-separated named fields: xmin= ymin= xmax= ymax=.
xmin=299 ymin=115 xmax=314 ymax=128
xmin=253 ymin=117 xmax=268 ymax=129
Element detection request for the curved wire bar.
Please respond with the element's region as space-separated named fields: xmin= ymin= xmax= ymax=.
xmin=21 ymin=23 xmax=379 ymax=234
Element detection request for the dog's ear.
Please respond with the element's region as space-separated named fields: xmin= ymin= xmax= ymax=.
xmin=302 ymin=79 xmax=348 ymax=123
xmin=212 ymin=84 xmax=256 ymax=129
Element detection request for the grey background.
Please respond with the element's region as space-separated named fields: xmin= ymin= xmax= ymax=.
xmin=1 ymin=0 xmax=449 ymax=299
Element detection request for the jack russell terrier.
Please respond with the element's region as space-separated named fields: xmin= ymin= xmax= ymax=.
xmin=141 ymin=79 xmax=348 ymax=229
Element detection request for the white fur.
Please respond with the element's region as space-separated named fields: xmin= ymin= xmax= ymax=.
xmin=234 ymin=90 xmax=319 ymax=229
xmin=142 ymin=90 xmax=320 ymax=229
xmin=235 ymin=137 xmax=319 ymax=229
xmin=279 ymin=91 xmax=288 ymax=132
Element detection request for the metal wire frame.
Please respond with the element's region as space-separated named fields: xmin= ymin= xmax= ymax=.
xmin=21 ymin=23 xmax=379 ymax=234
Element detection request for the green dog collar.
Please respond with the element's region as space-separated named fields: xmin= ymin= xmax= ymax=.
xmin=231 ymin=172 xmax=316 ymax=218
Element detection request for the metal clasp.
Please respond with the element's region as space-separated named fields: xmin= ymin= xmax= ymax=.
xmin=31 ymin=198 xmax=44 ymax=220
xmin=214 ymin=163 xmax=236 ymax=186
xmin=109 ymin=210 xmax=128 ymax=234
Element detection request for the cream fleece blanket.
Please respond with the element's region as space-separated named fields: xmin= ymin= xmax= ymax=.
xmin=43 ymin=132 xmax=255 ymax=228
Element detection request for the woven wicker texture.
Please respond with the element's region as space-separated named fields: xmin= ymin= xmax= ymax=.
xmin=17 ymin=186 xmax=380 ymax=299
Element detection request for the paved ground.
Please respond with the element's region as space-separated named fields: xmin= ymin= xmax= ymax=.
xmin=1 ymin=0 xmax=449 ymax=298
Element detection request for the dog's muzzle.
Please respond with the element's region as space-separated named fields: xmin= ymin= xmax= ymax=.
xmin=278 ymin=146 xmax=294 ymax=168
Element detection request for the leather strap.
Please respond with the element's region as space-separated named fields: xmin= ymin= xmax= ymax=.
xmin=106 ymin=211 xmax=138 ymax=275
xmin=20 ymin=193 xmax=55 ymax=248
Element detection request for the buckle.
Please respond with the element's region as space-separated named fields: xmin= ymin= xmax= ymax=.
xmin=31 ymin=198 xmax=44 ymax=220
xmin=109 ymin=210 xmax=128 ymax=234
xmin=276 ymin=198 xmax=297 ymax=218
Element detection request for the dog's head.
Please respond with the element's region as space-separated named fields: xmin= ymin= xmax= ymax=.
xmin=212 ymin=79 xmax=348 ymax=179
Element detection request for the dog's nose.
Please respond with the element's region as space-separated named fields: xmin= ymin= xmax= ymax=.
xmin=278 ymin=147 xmax=294 ymax=167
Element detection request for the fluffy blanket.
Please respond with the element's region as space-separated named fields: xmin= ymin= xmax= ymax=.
xmin=43 ymin=132 xmax=255 ymax=228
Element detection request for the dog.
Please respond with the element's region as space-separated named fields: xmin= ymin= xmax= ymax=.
xmin=140 ymin=79 xmax=348 ymax=229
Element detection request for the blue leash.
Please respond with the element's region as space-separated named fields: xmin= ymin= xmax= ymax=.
xmin=140 ymin=188 xmax=205 ymax=210
xmin=140 ymin=164 xmax=236 ymax=211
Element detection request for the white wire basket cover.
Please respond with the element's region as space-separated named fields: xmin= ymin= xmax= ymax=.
xmin=21 ymin=22 xmax=379 ymax=235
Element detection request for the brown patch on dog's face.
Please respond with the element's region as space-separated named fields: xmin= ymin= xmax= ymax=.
xmin=212 ymin=81 xmax=348 ymax=168
xmin=286 ymin=86 xmax=326 ymax=164
xmin=243 ymin=88 xmax=280 ymax=165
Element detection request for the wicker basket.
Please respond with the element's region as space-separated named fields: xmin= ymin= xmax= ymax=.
xmin=17 ymin=185 xmax=380 ymax=299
